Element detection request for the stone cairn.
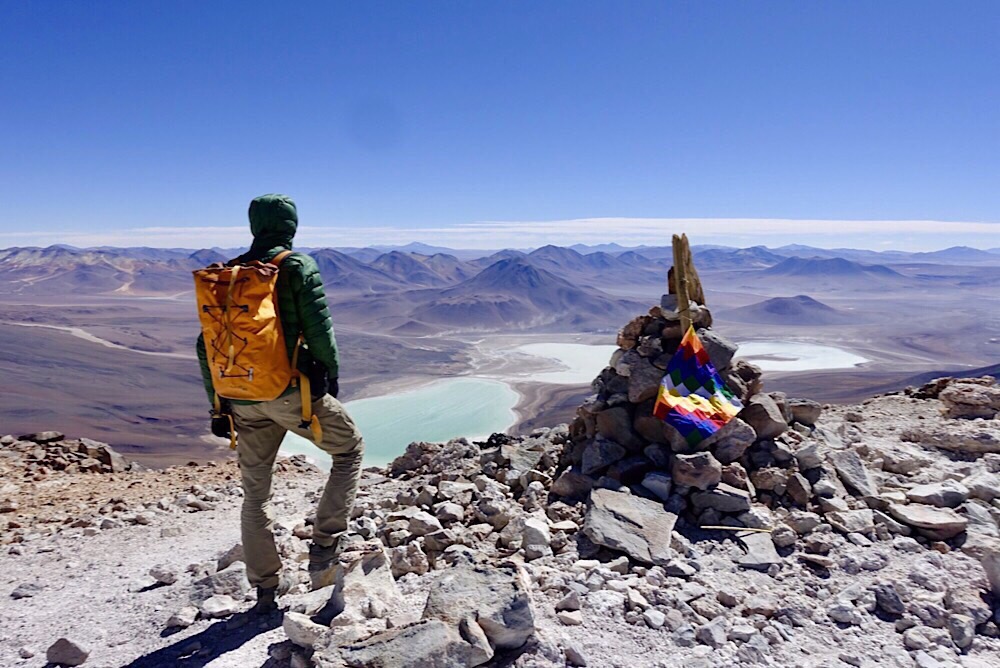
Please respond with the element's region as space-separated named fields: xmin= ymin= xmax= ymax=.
xmin=555 ymin=292 xmax=843 ymax=569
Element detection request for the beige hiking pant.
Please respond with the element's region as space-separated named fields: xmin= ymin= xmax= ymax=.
xmin=231 ymin=388 xmax=365 ymax=589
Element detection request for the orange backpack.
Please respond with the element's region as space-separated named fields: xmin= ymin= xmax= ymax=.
xmin=193 ymin=251 xmax=322 ymax=446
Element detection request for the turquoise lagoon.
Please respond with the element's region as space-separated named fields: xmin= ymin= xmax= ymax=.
xmin=280 ymin=377 xmax=520 ymax=469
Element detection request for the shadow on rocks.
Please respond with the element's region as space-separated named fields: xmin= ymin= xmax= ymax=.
xmin=122 ymin=609 xmax=283 ymax=668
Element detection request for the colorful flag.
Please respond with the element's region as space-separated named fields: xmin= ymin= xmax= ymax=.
xmin=653 ymin=326 xmax=744 ymax=446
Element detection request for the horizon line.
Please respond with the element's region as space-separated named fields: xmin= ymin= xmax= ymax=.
xmin=1 ymin=216 xmax=998 ymax=253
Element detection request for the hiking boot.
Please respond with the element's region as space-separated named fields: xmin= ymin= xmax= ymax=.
xmin=251 ymin=573 xmax=292 ymax=615
xmin=308 ymin=539 xmax=342 ymax=589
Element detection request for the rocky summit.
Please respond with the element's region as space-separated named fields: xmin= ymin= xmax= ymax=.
xmin=2 ymin=298 xmax=1000 ymax=667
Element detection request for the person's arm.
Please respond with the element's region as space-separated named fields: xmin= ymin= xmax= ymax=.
xmin=288 ymin=254 xmax=340 ymax=377
xmin=195 ymin=333 xmax=217 ymax=406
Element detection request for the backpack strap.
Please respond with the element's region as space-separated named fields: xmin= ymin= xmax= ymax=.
xmin=270 ymin=250 xmax=294 ymax=267
xmin=289 ymin=334 xmax=323 ymax=444
xmin=272 ymin=263 xmax=322 ymax=445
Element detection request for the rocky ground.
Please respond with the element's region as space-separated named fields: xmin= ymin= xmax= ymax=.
xmin=3 ymin=300 xmax=1000 ymax=668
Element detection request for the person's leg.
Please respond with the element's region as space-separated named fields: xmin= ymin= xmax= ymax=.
xmin=274 ymin=388 xmax=365 ymax=549
xmin=231 ymin=402 xmax=286 ymax=590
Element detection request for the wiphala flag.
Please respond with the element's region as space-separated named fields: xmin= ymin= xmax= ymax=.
xmin=653 ymin=326 xmax=744 ymax=446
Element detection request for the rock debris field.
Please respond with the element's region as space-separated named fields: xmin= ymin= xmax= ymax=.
xmin=2 ymin=297 xmax=1000 ymax=667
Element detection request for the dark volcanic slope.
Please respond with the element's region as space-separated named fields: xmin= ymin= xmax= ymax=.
xmin=527 ymin=245 xmax=662 ymax=286
xmin=369 ymin=251 xmax=451 ymax=287
xmin=720 ymin=295 xmax=856 ymax=326
xmin=414 ymin=253 xmax=476 ymax=283
xmin=466 ymin=249 xmax=528 ymax=270
xmin=309 ymin=249 xmax=403 ymax=294
xmin=410 ymin=258 xmax=641 ymax=330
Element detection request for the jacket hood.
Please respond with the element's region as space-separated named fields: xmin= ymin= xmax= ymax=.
xmin=248 ymin=194 xmax=297 ymax=253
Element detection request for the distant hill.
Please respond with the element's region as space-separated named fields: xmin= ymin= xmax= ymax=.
xmin=415 ymin=253 xmax=476 ymax=283
xmin=309 ymin=249 xmax=403 ymax=293
xmin=907 ymin=246 xmax=1000 ymax=264
xmin=720 ymin=295 xmax=856 ymax=326
xmin=568 ymin=242 xmax=631 ymax=254
xmin=188 ymin=249 xmax=227 ymax=266
xmin=768 ymin=244 xmax=1000 ymax=266
xmin=467 ymin=249 xmax=528 ymax=270
xmin=410 ymin=258 xmax=641 ymax=330
xmin=370 ymin=251 xmax=449 ymax=287
xmin=526 ymin=245 xmax=591 ymax=273
xmin=339 ymin=247 xmax=384 ymax=263
xmin=694 ymin=246 xmax=785 ymax=270
xmin=755 ymin=256 xmax=910 ymax=290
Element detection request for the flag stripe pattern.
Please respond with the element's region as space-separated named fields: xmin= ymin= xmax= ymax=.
xmin=653 ymin=326 xmax=744 ymax=446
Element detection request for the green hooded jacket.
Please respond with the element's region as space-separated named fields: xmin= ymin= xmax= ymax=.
xmin=195 ymin=194 xmax=340 ymax=407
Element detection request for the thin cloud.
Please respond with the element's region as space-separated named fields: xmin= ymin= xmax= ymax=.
xmin=1 ymin=218 xmax=997 ymax=251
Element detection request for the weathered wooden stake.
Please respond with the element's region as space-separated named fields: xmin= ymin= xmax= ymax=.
xmin=672 ymin=234 xmax=691 ymax=333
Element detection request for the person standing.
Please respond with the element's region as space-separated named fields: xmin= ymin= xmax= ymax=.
xmin=195 ymin=194 xmax=365 ymax=614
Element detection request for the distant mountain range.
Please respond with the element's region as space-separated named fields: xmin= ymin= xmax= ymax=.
xmin=1 ymin=241 xmax=997 ymax=332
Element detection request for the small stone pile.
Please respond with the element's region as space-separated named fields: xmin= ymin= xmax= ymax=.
xmin=908 ymin=376 xmax=1000 ymax=420
xmin=0 ymin=435 xmax=247 ymax=548
xmin=905 ymin=376 xmax=1000 ymax=420
xmin=1 ymin=431 xmax=135 ymax=477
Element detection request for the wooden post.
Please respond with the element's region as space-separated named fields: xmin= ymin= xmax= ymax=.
xmin=672 ymin=234 xmax=691 ymax=333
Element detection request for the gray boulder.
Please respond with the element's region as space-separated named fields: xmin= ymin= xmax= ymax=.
xmin=672 ymin=452 xmax=722 ymax=490
xmin=906 ymin=480 xmax=969 ymax=508
xmin=596 ymin=409 xmax=643 ymax=451
xmin=423 ymin=561 xmax=535 ymax=650
xmin=793 ymin=442 xmax=824 ymax=471
xmin=20 ymin=431 xmax=64 ymax=443
xmin=582 ymin=438 xmax=627 ymax=475
xmin=738 ymin=532 xmax=782 ymax=571
xmin=827 ymin=449 xmax=877 ymax=498
xmin=640 ymin=472 xmax=673 ymax=501
xmin=788 ymin=398 xmax=823 ymax=426
xmin=284 ymin=611 xmax=329 ymax=649
xmin=46 ymin=638 xmax=90 ymax=667
xmin=702 ymin=418 xmax=756 ymax=464
xmin=739 ymin=395 xmax=787 ymax=439
xmin=583 ymin=488 xmax=677 ymax=565
xmin=901 ymin=425 xmax=1000 ymax=454
xmin=551 ymin=468 xmax=593 ymax=500
xmin=691 ymin=483 xmax=752 ymax=513
xmin=321 ymin=619 xmax=493 ymax=668
xmin=888 ymin=503 xmax=968 ymax=540
xmin=939 ymin=380 xmax=1000 ymax=419
xmin=190 ymin=561 xmax=250 ymax=604
xmin=963 ymin=470 xmax=1000 ymax=502
xmin=825 ymin=509 xmax=875 ymax=534
xmin=200 ymin=594 xmax=240 ymax=618
xmin=324 ymin=541 xmax=412 ymax=631
xmin=696 ymin=328 xmax=738 ymax=371
xmin=628 ymin=358 xmax=664 ymax=404
xmin=960 ymin=534 xmax=1000 ymax=595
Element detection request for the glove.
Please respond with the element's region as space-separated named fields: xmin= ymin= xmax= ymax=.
xmin=211 ymin=415 xmax=233 ymax=439
xmin=327 ymin=376 xmax=340 ymax=399
xmin=210 ymin=399 xmax=234 ymax=439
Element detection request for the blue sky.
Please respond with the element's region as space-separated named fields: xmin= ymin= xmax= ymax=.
xmin=1 ymin=1 xmax=998 ymax=250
